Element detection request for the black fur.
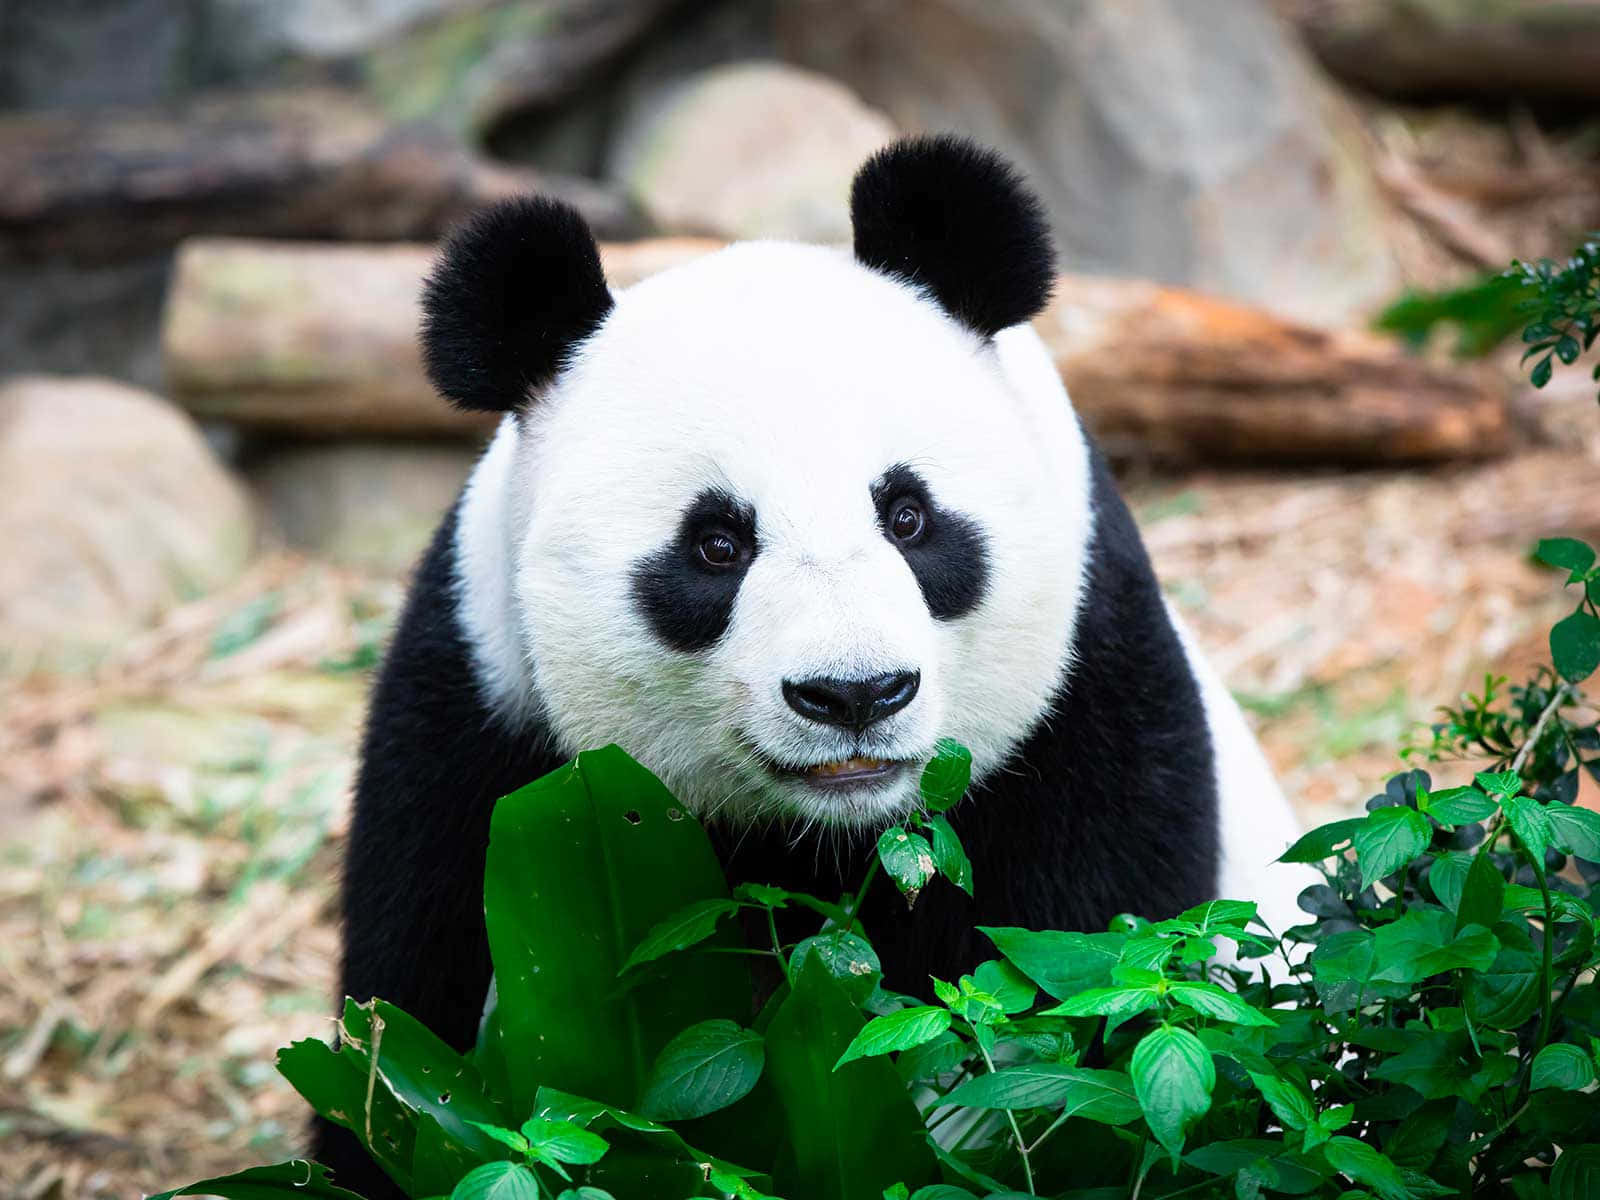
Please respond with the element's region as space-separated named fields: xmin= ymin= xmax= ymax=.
xmin=631 ymin=488 xmax=760 ymax=653
xmin=715 ymin=444 xmax=1218 ymax=990
xmin=873 ymin=463 xmax=990 ymax=620
xmin=311 ymin=504 xmax=564 ymax=1199
xmin=421 ymin=196 xmax=613 ymax=412
xmin=851 ymin=135 xmax=1056 ymax=338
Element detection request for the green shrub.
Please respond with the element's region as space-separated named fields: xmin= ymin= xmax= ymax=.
xmin=154 ymin=542 xmax=1600 ymax=1200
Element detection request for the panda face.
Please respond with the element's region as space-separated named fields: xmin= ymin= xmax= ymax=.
xmin=482 ymin=243 xmax=1091 ymax=829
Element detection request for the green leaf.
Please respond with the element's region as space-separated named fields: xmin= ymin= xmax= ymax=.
xmin=145 ymin=1162 xmax=371 ymax=1200
xmin=939 ymin=1065 xmax=1140 ymax=1122
xmin=637 ymin=1019 xmax=765 ymax=1122
xmin=1278 ymin=817 xmax=1365 ymax=863
xmin=483 ymin=747 xmax=749 ymax=1116
xmin=1323 ymin=1137 xmax=1411 ymax=1200
xmin=790 ymin=930 xmax=882 ymax=1007
xmin=1420 ymin=786 xmax=1498 ymax=825
xmin=1464 ymin=946 xmax=1543 ymax=1029
xmin=927 ymin=815 xmax=973 ymax=895
xmin=1353 ymin=807 xmax=1432 ymax=886
xmin=465 ymin=1122 xmax=530 ymax=1154
xmin=276 ymin=1032 xmax=419 ymax=1191
xmin=555 ymin=1191 xmax=616 ymax=1200
xmin=1553 ymin=1146 xmax=1600 ymax=1200
xmin=1475 ymin=770 xmax=1523 ymax=796
xmin=835 ymin=1006 xmax=952 ymax=1068
xmin=1454 ymin=853 xmax=1506 ymax=933
xmin=1552 ymin=610 xmax=1600 ymax=681
xmin=1247 ymin=1073 xmax=1313 ymax=1131
xmin=1427 ymin=852 xmax=1472 ymax=911
xmin=764 ymin=955 xmax=936 ymax=1200
xmin=1167 ymin=981 xmax=1277 ymax=1027
xmin=1532 ymin=353 xmax=1554 ymax=388
xmin=908 ymin=1189 xmax=978 ymax=1200
xmin=1130 ymin=1026 xmax=1215 ymax=1160
xmin=979 ymin=927 xmax=1123 ymax=999
xmin=619 ymin=898 xmax=739 ymax=973
xmin=449 ymin=1162 xmax=542 ymax=1200
xmin=970 ymin=960 xmax=1036 ymax=1015
xmin=1501 ymin=792 xmax=1551 ymax=862
xmin=1536 ymin=537 xmax=1597 ymax=580
xmin=1547 ymin=804 xmax=1600 ymax=860
xmin=1176 ymin=899 xmax=1259 ymax=931
xmin=877 ymin=826 xmax=936 ymax=898
xmin=920 ymin=740 xmax=972 ymax=813
xmin=518 ymin=1117 xmax=608 ymax=1166
xmin=1039 ymin=985 xmax=1160 ymax=1022
xmin=1530 ymin=1044 xmax=1598 ymax=1091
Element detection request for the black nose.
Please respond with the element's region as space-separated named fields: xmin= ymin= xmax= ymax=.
xmin=782 ymin=671 xmax=920 ymax=734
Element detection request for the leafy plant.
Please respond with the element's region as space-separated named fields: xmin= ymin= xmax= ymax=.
xmin=1375 ymin=233 xmax=1600 ymax=403
xmin=156 ymin=545 xmax=1600 ymax=1199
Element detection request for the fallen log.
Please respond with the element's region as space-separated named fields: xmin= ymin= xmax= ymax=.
xmin=0 ymin=87 xmax=636 ymax=265
xmin=163 ymin=237 xmax=1507 ymax=460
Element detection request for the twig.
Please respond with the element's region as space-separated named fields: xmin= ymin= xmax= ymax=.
xmin=1509 ymin=683 xmax=1571 ymax=775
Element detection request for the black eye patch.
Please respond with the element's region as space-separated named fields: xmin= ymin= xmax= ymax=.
xmin=631 ymin=489 xmax=758 ymax=652
xmin=873 ymin=464 xmax=990 ymax=620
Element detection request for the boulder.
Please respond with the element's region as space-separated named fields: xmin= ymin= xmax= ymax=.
xmin=776 ymin=0 xmax=1399 ymax=325
xmin=1296 ymin=0 xmax=1600 ymax=102
xmin=0 ymin=377 xmax=256 ymax=674
xmin=246 ymin=441 xmax=481 ymax=573
xmin=607 ymin=62 xmax=897 ymax=242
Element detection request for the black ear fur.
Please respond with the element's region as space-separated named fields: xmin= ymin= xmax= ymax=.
xmin=421 ymin=196 xmax=613 ymax=412
xmin=851 ymin=135 xmax=1055 ymax=338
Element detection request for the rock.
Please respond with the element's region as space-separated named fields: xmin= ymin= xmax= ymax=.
xmin=1296 ymin=0 xmax=1600 ymax=102
xmin=607 ymin=62 xmax=897 ymax=242
xmin=0 ymin=87 xmax=637 ymax=265
xmin=0 ymin=377 xmax=255 ymax=673
xmin=161 ymin=236 xmax=719 ymax=436
xmin=776 ymin=0 xmax=1399 ymax=325
xmin=246 ymin=442 xmax=481 ymax=572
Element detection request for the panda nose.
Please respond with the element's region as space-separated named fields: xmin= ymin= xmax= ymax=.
xmin=782 ymin=671 xmax=921 ymax=734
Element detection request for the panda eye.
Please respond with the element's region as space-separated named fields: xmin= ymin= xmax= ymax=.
xmin=697 ymin=530 xmax=743 ymax=568
xmin=889 ymin=499 xmax=926 ymax=543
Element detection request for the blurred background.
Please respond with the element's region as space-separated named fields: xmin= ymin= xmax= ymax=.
xmin=2 ymin=0 xmax=1599 ymax=1193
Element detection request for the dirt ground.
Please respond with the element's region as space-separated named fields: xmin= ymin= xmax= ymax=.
xmin=4 ymin=369 xmax=1598 ymax=1197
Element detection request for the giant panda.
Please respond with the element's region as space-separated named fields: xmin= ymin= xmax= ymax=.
xmin=316 ymin=135 xmax=1306 ymax=1191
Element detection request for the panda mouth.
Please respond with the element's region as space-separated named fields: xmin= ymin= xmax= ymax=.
xmin=781 ymin=756 xmax=905 ymax=789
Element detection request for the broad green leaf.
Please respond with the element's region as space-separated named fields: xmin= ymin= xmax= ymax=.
xmin=449 ymin=1162 xmax=541 ymax=1200
xmin=519 ymin=1118 xmax=609 ymax=1167
xmin=1370 ymin=909 xmax=1497 ymax=983
xmin=1420 ymin=786 xmax=1498 ymax=825
xmin=1353 ymin=807 xmax=1431 ymax=887
xmin=146 ymin=1162 xmax=370 ymax=1200
xmin=970 ymin=959 xmax=1036 ymax=1015
xmin=1167 ymin=981 xmax=1277 ymax=1027
xmin=638 ymin=1019 xmax=765 ymax=1121
xmin=1535 ymin=537 xmax=1596 ymax=579
xmin=940 ymin=1064 xmax=1140 ymax=1123
xmin=1427 ymin=852 xmax=1472 ymax=911
xmin=1278 ymin=817 xmax=1365 ymax=863
xmin=920 ymin=739 xmax=972 ymax=813
xmin=980 ymin=927 xmax=1123 ymax=999
xmin=619 ymin=898 xmax=739 ymax=973
xmin=555 ymin=1191 xmax=616 ymax=1200
xmin=1038 ymin=985 xmax=1159 ymax=1022
xmin=1310 ymin=929 xmax=1408 ymax=1014
xmin=877 ymin=826 xmax=936 ymax=898
xmin=484 ymin=747 xmax=749 ymax=1116
xmin=1369 ymin=1031 xmax=1478 ymax=1101
xmin=1547 ymin=804 xmax=1600 ymax=860
xmin=1454 ymin=853 xmax=1506 ymax=934
xmin=790 ymin=930 xmax=882 ymax=1007
xmin=1552 ymin=609 xmax=1600 ymax=682
xmin=1501 ymin=792 xmax=1551 ymax=862
xmin=909 ymin=1188 xmax=978 ymax=1200
xmin=1176 ymin=899 xmax=1258 ymax=931
xmin=1323 ymin=1136 xmax=1411 ymax=1200
xmin=1553 ymin=1146 xmax=1600 ymax=1200
xmin=764 ymin=955 xmax=936 ymax=1200
xmin=1464 ymin=946 xmax=1543 ymax=1029
xmin=895 ymin=1032 xmax=968 ymax=1084
xmin=1475 ymin=770 xmax=1523 ymax=796
xmin=1530 ymin=1043 xmax=1597 ymax=1091
xmin=835 ymin=1006 xmax=952 ymax=1068
xmin=1248 ymin=1073 xmax=1313 ymax=1131
xmin=926 ymin=815 xmax=973 ymax=895
xmin=1130 ymin=1026 xmax=1215 ymax=1160
xmin=275 ymin=1037 xmax=416 ymax=1192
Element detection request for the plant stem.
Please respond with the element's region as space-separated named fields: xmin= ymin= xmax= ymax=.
xmin=843 ymin=858 xmax=881 ymax=934
xmin=1509 ymin=683 xmax=1571 ymax=775
xmin=976 ymin=1039 xmax=1036 ymax=1196
xmin=1528 ymin=854 xmax=1557 ymax=1066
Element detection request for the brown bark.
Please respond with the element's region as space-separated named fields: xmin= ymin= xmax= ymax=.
xmin=0 ymin=87 xmax=636 ymax=265
xmin=162 ymin=237 xmax=1507 ymax=460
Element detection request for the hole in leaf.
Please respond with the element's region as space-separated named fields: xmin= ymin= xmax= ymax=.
xmin=666 ymin=808 xmax=684 ymax=821
xmin=439 ymin=1091 xmax=451 ymax=1104
xmin=623 ymin=810 xmax=642 ymax=825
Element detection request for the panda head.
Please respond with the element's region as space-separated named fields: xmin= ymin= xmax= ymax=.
xmin=426 ymin=136 xmax=1091 ymax=829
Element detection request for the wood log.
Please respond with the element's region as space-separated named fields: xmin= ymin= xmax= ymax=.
xmin=1296 ymin=0 xmax=1600 ymax=101
xmin=162 ymin=237 xmax=1507 ymax=460
xmin=0 ymin=87 xmax=636 ymax=265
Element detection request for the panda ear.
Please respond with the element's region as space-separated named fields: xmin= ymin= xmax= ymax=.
xmin=421 ymin=196 xmax=613 ymax=412
xmin=850 ymin=135 xmax=1055 ymax=338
